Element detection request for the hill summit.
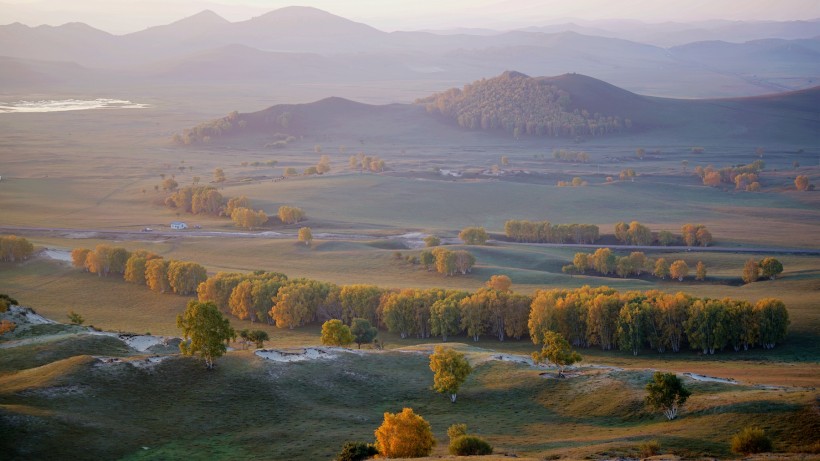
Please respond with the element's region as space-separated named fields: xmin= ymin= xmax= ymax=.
xmin=417 ymin=71 xmax=635 ymax=137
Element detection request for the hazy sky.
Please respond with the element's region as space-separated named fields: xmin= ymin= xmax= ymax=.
xmin=2 ymin=0 xmax=819 ymax=33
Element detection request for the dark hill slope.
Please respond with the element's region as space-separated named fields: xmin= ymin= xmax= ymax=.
xmin=176 ymin=73 xmax=820 ymax=145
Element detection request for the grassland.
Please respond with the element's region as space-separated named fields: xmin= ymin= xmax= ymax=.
xmin=0 ymin=83 xmax=818 ymax=460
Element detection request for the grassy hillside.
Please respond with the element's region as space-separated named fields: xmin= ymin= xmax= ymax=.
xmin=1 ymin=326 xmax=818 ymax=460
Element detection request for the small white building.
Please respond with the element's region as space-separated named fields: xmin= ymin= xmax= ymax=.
xmin=170 ymin=221 xmax=188 ymax=230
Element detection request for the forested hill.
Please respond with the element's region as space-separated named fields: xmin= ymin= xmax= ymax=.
xmin=417 ymin=71 xmax=644 ymax=138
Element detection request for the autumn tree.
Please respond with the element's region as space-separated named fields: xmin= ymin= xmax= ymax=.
xmin=124 ymin=250 xmax=159 ymax=285
xmin=213 ymin=168 xmax=226 ymax=186
xmin=532 ymin=330 xmax=581 ymax=377
xmin=614 ymin=221 xmax=629 ymax=243
xmin=645 ymin=372 xmax=691 ymax=420
xmin=685 ymin=298 xmax=728 ymax=354
xmin=627 ymin=221 xmax=652 ymax=245
xmin=654 ymin=258 xmax=670 ymax=279
xmin=270 ymin=279 xmax=332 ymax=329
xmin=0 ymin=235 xmax=34 ymax=262
xmin=161 ymin=178 xmax=178 ymax=191
xmin=231 ymin=207 xmax=267 ymax=229
xmin=486 ymin=274 xmax=512 ymax=292
xmin=0 ymin=319 xmax=16 ymax=335
xmin=695 ymin=261 xmax=707 ymax=281
xmin=145 ymin=258 xmax=171 ymax=293
xmin=320 ymin=319 xmax=354 ymax=347
xmin=278 ymin=205 xmax=305 ymax=224
xmin=794 ymin=175 xmax=809 ymax=191
xmin=225 ymin=195 xmax=250 ymax=216
xmin=71 ymin=248 xmax=91 ymax=270
xmin=177 ymin=300 xmax=236 ymax=369
xmin=339 ymin=284 xmax=382 ymax=325
xmin=350 ymin=318 xmax=378 ymax=349
xmin=167 ymin=261 xmax=207 ymax=295
xmin=669 ymin=260 xmax=689 ymax=281
xmin=374 ymin=408 xmax=435 ymax=458
xmin=458 ymin=227 xmax=488 ymax=245
xmin=423 ymin=235 xmax=441 ymax=247
xmin=298 ymin=227 xmax=313 ymax=246
xmin=429 ymin=346 xmax=472 ymax=402
xmin=759 ymin=257 xmax=783 ymax=280
xmin=742 ymin=258 xmax=760 ymax=284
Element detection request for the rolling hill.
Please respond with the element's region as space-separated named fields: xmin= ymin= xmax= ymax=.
xmin=175 ymin=72 xmax=820 ymax=145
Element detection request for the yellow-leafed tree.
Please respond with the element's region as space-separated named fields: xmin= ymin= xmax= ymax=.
xmin=374 ymin=408 xmax=435 ymax=458
xmin=429 ymin=346 xmax=472 ymax=403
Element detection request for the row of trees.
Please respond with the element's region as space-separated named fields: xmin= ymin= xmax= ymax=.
xmin=553 ymin=149 xmax=590 ymax=163
xmin=504 ymin=220 xmax=600 ymax=244
xmin=695 ymin=160 xmax=764 ymax=190
xmin=529 ymin=286 xmax=789 ymax=355
xmin=172 ymin=110 xmax=245 ymax=145
xmin=419 ymin=248 xmax=476 ymax=276
xmin=71 ymin=245 xmax=207 ymax=295
xmin=348 ymin=152 xmax=386 ymax=173
xmin=564 ymin=249 xmax=704 ymax=281
xmin=419 ymin=72 xmax=631 ymax=138
xmin=743 ymin=257 xmax=784 ymax=283
xmin=0 ymin=235 xmax=34 ymax=262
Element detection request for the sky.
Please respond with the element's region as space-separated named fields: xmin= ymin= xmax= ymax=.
xmin=1 ymin=0 xmax=819 ymax=33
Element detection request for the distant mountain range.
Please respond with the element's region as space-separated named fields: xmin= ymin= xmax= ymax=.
xmin=1 ymin=6 xmax=818 ymax=98
xmin=177 ymin=72 xmax=820 ymax=145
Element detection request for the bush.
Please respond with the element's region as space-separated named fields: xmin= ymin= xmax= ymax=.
xmin=449 ymin=435 xmax=493 ymax=456
xmin=336 ymin=441 xmax=378 ymax=461
xmin=731 ymin=426 xmax=772 ymax=454
xmin=638 ymin=439 xmax=661 ymax=457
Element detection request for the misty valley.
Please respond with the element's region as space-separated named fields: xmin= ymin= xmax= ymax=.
xmin=1 ymin=4 xmax=819 ymax=461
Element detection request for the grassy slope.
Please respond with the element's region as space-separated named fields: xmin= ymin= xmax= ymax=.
xmin=0 ymin=340 xmax=817 ymax=461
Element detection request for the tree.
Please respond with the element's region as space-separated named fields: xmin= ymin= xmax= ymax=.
xmin=0 ymin=319 xmax=16 ymax=335
xmin=247 ymin=330 xmax=269 ymax=348
xmin=213 ymin=168 xmax=226 ymax=186
xmin=278 ymin=205 xmax=305 ymax=225
xmin=321 ymin=319 xmax=354 ymax=347
xmin=759 ymin=257 xmax=783 ymax=280
xmin=161 ymin=177 xmax=178 ymax=191
xmin=350 ymin=318 xmax=378 ymax=349
xmin=485 ymin=274 xmax=512 ymax=292
xmin=696 ymin=227 xmax=712 ymax=246
xmin=614 ymin=221 xmax=629 ymax=243
xmin=645 ymin=372 xmax=691 ymax=420
xmin=177 ymin=300 xmax=235 ymax=369
xmin=429 ymin=346 xmax=472 ymax=402
xmin=627 ymin=221 xmax=652 ymax=245
xmin=458 ymin=227 xmax=488 ymax=245
xmin=423 ymin=236 xmax=440 ymax=247
xmin=755 ymin=298 xmax=789 ymax=349
xmin=695 ymin=261 xmax=707 ymax=281
xmin=298 ymin=227 xmax=313 ymax=246
xmin=532 ymin=331 xmax=582 ymax=377
xmin=145 ymin=258 xmax=170 ymax=293
xmin=742 ymin=258 xmax=760 ymax=284
xmin=374 ymin=408 xmax=435 ymax=458
xmin=669 ymin=260 xmax=689 ymax=281
xmin=794 ymin=175 xmax=809 ymax=191
xmin=71 ymin=248 xmax=91 ymax=270
xmin=430 ymin=292 xmax=467 ymax=341
xmin=167 ymin=261 xmax=207 ymax=295
xmin=654 ymin=258 xmax=670 ymax=279
xmin=231 ymin=207 xmax=267 ymax=229
xmin=419 ymin=250 xmax=435 ymax=271
xmin=657 ymin=230 xmax=676 ymax=246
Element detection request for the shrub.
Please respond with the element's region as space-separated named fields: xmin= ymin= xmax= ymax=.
xmin=731 ymin=426 xmax=772 ymax=454
xmin=638 ymin=439 xmax=661 ymax=457
xmin=336 ymin=441 xmax=378 ymax=461
xmin=449 ymin=435 xmax=493 ymax=456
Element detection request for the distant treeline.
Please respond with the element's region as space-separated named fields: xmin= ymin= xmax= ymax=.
xmin=503 ymin=220 xmax=712 ymax=247
xmin=68 ymin=247 xmax=790 ymax=355
xmin=172 ymin=111 xmax=246 ymax=145
xmin=418 ymin=72 xmax=631 ymax=138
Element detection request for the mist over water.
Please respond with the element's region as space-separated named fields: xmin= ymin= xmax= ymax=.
xmin=0 ymin=98 xmax=149 ymax=113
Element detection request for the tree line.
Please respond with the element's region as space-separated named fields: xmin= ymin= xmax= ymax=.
xmin=71 ymin=245 xmax=207 ymax=295
xmin=418 ymin=248 xmax=476 ymax=276
xmin=695 ymin=160 xmax=764 ymax=191
xmin=0 ymin=235 xmax=34 ymax=262
xmin=172 ymin=110 xmax=246 ymax=145
xmin=564 ymin=249 xmax=705 ymax=281
xmin=529 ymin=286 xmax=789 ymax=355
xmin=418 ymin=72 xmax=631 ymax=138
xmin=504 ymin=220 xmax=600 ymax=244
xmin=67 ymin=245 xmax=789 ymax=354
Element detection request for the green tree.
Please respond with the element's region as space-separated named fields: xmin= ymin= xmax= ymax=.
xmin=335 ymin=441 xmax=378 ymax=461
xmin=430 ymin=292 xmax=467 ymax=341
xmin=754 ymin=298 xmax=789 ymax=349
xmin=177 ymin=300 xmax=236 ymax=369
xmin=458 ymin=227 xmax=489 ymax=245
xmin=532 ymin=330 xmax=582 ymax=377
xmin=419 ymin=250 xmax=435 ymax=271
xmin=685 ymin=299 xmax=729 ymax=354
xmin=298 ymin=227 xmax=313 ymax=246
xmin=321 ymin=319 xmax=354 ymax=347
xmin=657 ymin=230 xmax=676 ymax=246
xmin=374 ymin=408 xmax=435 ymax=458
xmin=167 ymin=261 xmax=207 ymax=295
xmin=742 ymin=258 xmax=760 ymax=283
xmin=350 ymin=318 xmax=378 ymax=349
xmin=759 ymin=257 xmax=783 ymax=280
xmin=654 ymin=258 xmax=670 ymax=279
xmin=429 ymin=346 xmax=472 ymax=403
xmin=247 ymin=330 xmax=269 ymax=348
xmin=645 ymin=372 xmax=691 ymax=420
